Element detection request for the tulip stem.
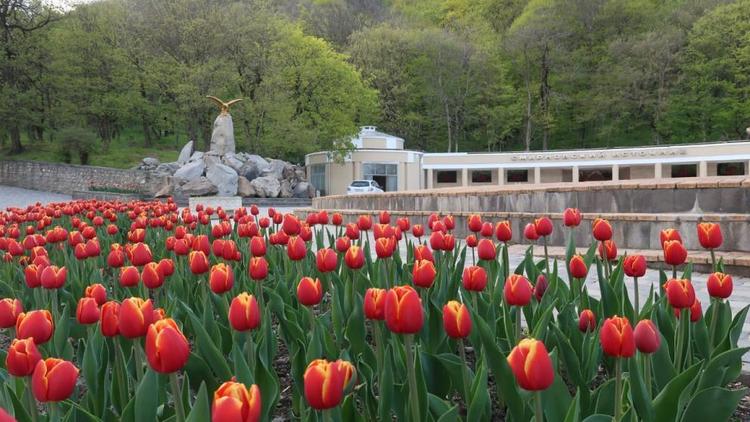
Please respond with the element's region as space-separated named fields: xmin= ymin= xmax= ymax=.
xmin=458 ymin=339 xmax=472 ymax=401
xmin=672 ymin=266 xmax=677 ymax=280
xmin=674 ymin=308 xmax=688 ymax=371
xmin=643 ymin=354 xmax=652 ymax=398
xmin=245 ymin=332 xmax=256 ymax=374
xmin=169 ymin=372 xmax=186 ymax=422
xmin=516 ymin=306 xmax=523 ymax=342
xmin=542 ymin=236 xmax=550 ymax=281
xmin=709 ymin=298 xmax=720 ymax=349
xmin=404 ymin=335 xmax=421 ymax=422
xmin=614 ymin=358 xmax=623 ymax=422
xmin=323 ymin=409 xmax=333 ymax=422
xmin=534 ymin=391 xmax=543 ymax=422
xmin=25 ymin=377 xmax=38 ymax=422
xmin=48 ymin=402 xmax=59 ymax=422
xmin=633 ymin=277 xmax=639 ymax=319
xmin=134 ymin=341 xmax=145 ymax=381
xmin=710 ymin=249 xmax=717 ymax=272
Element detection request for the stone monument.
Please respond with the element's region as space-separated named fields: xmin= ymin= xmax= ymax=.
xmin=206 ymin=96 xmax=242 ymax=155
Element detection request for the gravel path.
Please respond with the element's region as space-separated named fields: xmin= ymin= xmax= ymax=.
xmin=0 ymin=186 xmax=71 ymax=210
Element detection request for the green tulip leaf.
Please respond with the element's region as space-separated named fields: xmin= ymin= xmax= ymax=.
xmin=679 ymin=387 xmax=747 ymax=422
xmin=185 ymin=382 xmax=210 ymax=422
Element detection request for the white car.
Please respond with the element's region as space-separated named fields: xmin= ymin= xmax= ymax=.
xmin=346 ymin=180 xmax=384 ymax=194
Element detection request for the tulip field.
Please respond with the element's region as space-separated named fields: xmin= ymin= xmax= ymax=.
xmin=0 ymin=199 xmax=748 ymax=421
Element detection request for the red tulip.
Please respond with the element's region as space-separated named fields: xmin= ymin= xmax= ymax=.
xmin=250 ymin=237 xmax=266 ymax=257
xmin=442 ymin=301 xmax=471 ymax=338
xmin=228 ymin=293 xmax=260 ymax=332
xmin=623 ymin=255 xmax=646 ymax=277
xmin=563 ymin=208 xmax=581 ymax=227
xmin=659 ymin=229 xmax=682 ymax=247
xmin=504 ymin=274 xmax=532 ymax=306
xmin=384 ymin=286 xmax=423 ymax=334
xmin=142 ymin=262 xmax=165 ymax=289
xmin=100 ymin=301 xmax=120 ymax=337
xmin=412 ymin=259 xmax=437 ymax=288
xmin=285 ymin=236 xmax=306 ymax=261
xmin=375 ymin=237 xmax=396 ymax=259
xmin=316 ymin=248 xmax=337 ymax=273
xmin=129 ymin=242 xmax=153 ymax=266
xmin=697 ymin=222 xmax=722 ymax=249
xmin=32 ymin=358 xmax=79 ymax=402
xmin=592 ymin=218 xmax=612 ymax=241
xmin=0 ymin=298 xmax=22 ymax=328
xmin=344 ymin=246 xmax=364 ymax=270
xmin=429 ymin=231 xmax=445 ymax=250
xmin=578 ymin=309 xmax=596 ymax=332
xmin=634 ymin=319 xmax=660 ymax=354
xmin=119 ymin=297 xmax=154 ymax=339
xmin=523 ymin=223 xmax=539 ymax=241
xmin=534 ymin=217 xmax=553 ymax=237
xmin=158 ymin=258 xmax=175 ymax=277
xmin=23 ymin=264 xmax=41 ymax=288
xmin=188 ymin=251 xmax=210 ymax=275
xmin=40 ymin=265 xmax=66 ymax=289
xmin=662 ymin=240 xmax=687 ymax=266
xmin=443 ymin=234 xmax=456 ymax=251
xmin=85 ymin=284 xmax=107 ymax=306
xmin=411 ymin=224 xmax=424 ymax=238
xmin=334 ymin=237 xmax=350 ymax=253
xmin=599 ymin=316 xmax=635 ymax=358
xmin=15 ymin=310 xmax=53 ymax=344
xmin=119 ymin=266 xmax=140 ymax=287
xmin=282 ymin=214 xmax=301 ymax=236
xmin=707 ymin=272 xmax=733 ymax=299
xmin=303 ymin=359 xmax=356 ymax=410
xmin=413 ymin=245 xmax=434 ymax=262
xmin=212 ymin=380 xmax=262 ymax=422
xmin=507 ymin=339 xmax=554 ymax=391
xmin=345 ymin=223 xmax=359 ymax=240
xmin=76 ymin=297 xmax=100 ymax=325
xmin=6 ymin=337 xmax=41 ymax=377
xmin=465 ymin=234 xmax=478 ymax=248
xmin=477 ymin=238 xmax=496 ymax=261
xmin=249 ymin=257 xmax=268 ymax=281
xmin=297 ymin=277 xmax=323 ymax=306
xmin=145 ymin=318 xmax=190 ymax=373
xmin=598 ymin=240 xmax=617 ymax=261
xmin=462 ymin=266 xmax=487 ymax=292
xmin=357 ymin=215 xmax=372 ymax=231
xmin=664 ymin=278 xmax=695 ymax=309
xmin=364 ymin=288 xmax=386 ymax=320
xmin=534 ymin=274 xmax=548 ymax=302
xmin=568 ymin=255 xmax=588 ymax=279
xmin=467 ymin=214 xmax=482 ymax=233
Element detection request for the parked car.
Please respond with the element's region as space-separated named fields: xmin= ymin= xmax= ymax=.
xmin=346 ymin=180 xmax=384 ymax=194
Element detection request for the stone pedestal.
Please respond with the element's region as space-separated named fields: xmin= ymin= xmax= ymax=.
xmin=209 ymin=113 xmax=236 ymax=155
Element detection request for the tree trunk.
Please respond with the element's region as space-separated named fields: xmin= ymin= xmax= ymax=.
xmin=539 ymin=45 xmax=551 ymax=151
xmin=9 ymin=125 xmax=23 ymax=154
xmin=523 ymin=51 xmax=532 ymax=151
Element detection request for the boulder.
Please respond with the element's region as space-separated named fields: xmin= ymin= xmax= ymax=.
xmin=206 ymin=163 xmax=238 ymax=196
xmin=250 ymin=176 xmax=281 ymax=198
xmin=189 ymin=151 xmax=204 ymax=162
xmin=293 ymin=181 xmax=315 ymax=198
xmin=154 ymin=162 xmax=180 ymax=177
xmin=282 ymin=164 xmax=297 ymax=180
xmin=238 ymin=161 xmax=264 ymax=182
xmin=179 ymin=177 xmax=218 ymax=196
xmin=177 ymin=141 xmax=194 ymax=164
xmin=237 ymin=176 xmax=256 ymax=197
xmin=142 ymin=157 xmax=160 ymax=168
xmin=173 ymin=160 xmax=206 ymax=184
xmin=280 ymin=179 xmax=293 ymax=198
xmin=203 ymin=151 xmax=222 ymax=168
xmin=154 ymin=179 xmax=175 ymax=197
xmin=260 ymin=159 xmax=287 ymax=180
xmin=209 ymin=113 xmax=236 ymax=155
xmin=222 ymin=153 xmax=245 ymax=173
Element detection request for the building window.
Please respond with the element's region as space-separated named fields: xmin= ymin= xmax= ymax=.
xmin=506 ymin=169 xmax=528 ymax=183
xmin=579 ymin=168 xmax=612 ymax=182
xmin=436 ymin=171 xmax=457 ymax=184
xmin=471 ymin=170 xmax=492 ymax=183
xmin=363 ymin=162 xmax=398 ymax=192
xmin=309 ymin=164 xmax=326 ymax=196
xmin=717 ymin=162 xmax=745 ymax=176
xmin=671 ymin=164 xmax=697 ymax=178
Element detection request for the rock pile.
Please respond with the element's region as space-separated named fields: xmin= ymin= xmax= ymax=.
xmin=142 ymin=141 xmax=316 ymax=198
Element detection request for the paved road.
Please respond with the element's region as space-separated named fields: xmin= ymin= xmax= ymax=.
xmin=0 ymin=186 xmax=71 ymax=210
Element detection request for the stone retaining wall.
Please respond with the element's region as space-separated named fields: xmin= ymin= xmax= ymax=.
xmin=0 ymin=160 xmax=166 ymax=195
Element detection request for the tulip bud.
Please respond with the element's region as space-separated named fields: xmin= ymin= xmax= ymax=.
xmin=146 ymin=318 xmax=190 ymax=373
xmin=32 ymin=358 xmax=79 ymax=402
xmin=411 ymin=224 xmax=424 ymax=238
xmin=429 ymin=231 xmax=445 ymax=250
xmin=100 ymin=301 xmax=120 ymax=337
xmin=189 ymin=251 xmax=210 ymax=275
xmin=85 ymin=284 xmax=107 ymax=306
xmin=578 ymin=309 xmax=596 ymax=332
xmin=563 ymin=208 xmax=581 ymax=227
xmin=599 ymin=316 xmax=635 ymax=358
xmin=209 ymin=263 xmax=235 ymax=295
xmin=375 ymin=237 xmax=396 ymax=258
xmin=344 ymin=246 xmax=364 ymax=270
xmin=533 ymin=274 xmax=548 ymax=302
xmin=412 ymin=259 xmax=437 ymax=288
xmin=282 ymin=214 xmax=301 ymax=236
xmin=0 ymin=298 xmax=22 ymax=328
xmin=443 ymin=234 xmax=456 ymax=251
xmin=504 ymin=274 xmax=532 ymax=307
xmin=119 ymin=297 xmax=154 ymax=339
xmin=413 ymin=245 xmax=434 ymax=263
xmin=442 ymin=301 xmax=471 ymax=338
xmin=357 ymin=215 xmax=372 ymax=231
xmin=534 ymin=217 xmax=553 ymax=237
xmin=212 ymin=380 xmax=262 ymax=422
xmin=6 ymin=338 xmax=41 ymax=377
xmin=297 ymin=277 xmax=323 ymax=306
xmin=592 ymin=218 xmax=612 ymax=241
xmin=634 ymin=319 xmax=660 ymax=354
xmin=507 ymin=339 xmax=554 ymax=391
xmin=364 ymin=288 xmax=386 ymax=320
xmin=24 ymin=264 xmax=41 ymax=288
xmin=707 ymin=272 xmax=733 ymax=299
xmin=465 ymin=234 xmax=478 ymax=248
xmin=664 ymin=278 xmax=695 ymax=309
xmin=76 ymin=297 xmax=100 ymax=325
xmin=250 ymin=236 xmax=266 ymax=257
xmin=129 ymin=243 xmax=153 ymax=266
xmin=304 ymin=359 xmax=356 ymax=410
xmin=142 ymin=262 xmax=165 ymax=290
xmin=467 ymin=214 xmax=483 ymax=233
xmin=523 ymin=223 xmax=539 ymax=241
xmin=316 ymin=248 xmax=338 ymax=273
xmin=697 ymin=222 xmax=722 ymax=250
xmin=598 ymin=240 xmax=617 ymax=261
xmin=16 ymin=310 xmax=54 ymax=344
xmin=568 ymin=255 xmax=588 ymax=279
xmin=659 ymin=229 xmax=682 ymax=247
xmin=462 ymin=266 xmax=487 ymax=292
xmin=249 ymin=257 xmax=268 ymax=281
xmin=158 ymin=258 xmax=175 ymax=277
xmin=623 ymin=255 xmax=646 ymax=278
xmin=477 ymin=238 xmax=496 ymax=261
xmin=384 ymin=286 xmax=423 ymax=334
xmin=662 ymin=240 xmax=687 ymax=266
xmin=229 ymin=293 xmax=260 ymax=332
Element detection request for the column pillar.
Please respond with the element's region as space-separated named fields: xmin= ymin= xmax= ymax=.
xmin=462 ymin=168 xmax=469 ymax=187
xmin=534 ymin=167 xmax=541 ymax=184
xmin=612 ymin=164 xmax=619 ymax=181
xmin=654 ymin=163 xmax=662 ymax=179
xmin=497 ymin=168 xmax=505 ymax=185
xmin=427 ymin=169 xmax=434 ymax=189
xmin=698 ymin=161 xmax=708 ymax=178
xmin=572 ymin=166 xmax=579 ymax=183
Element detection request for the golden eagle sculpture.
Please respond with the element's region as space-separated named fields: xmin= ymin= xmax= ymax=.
xmin=206 ymin=96 xmax=243 ymax=115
